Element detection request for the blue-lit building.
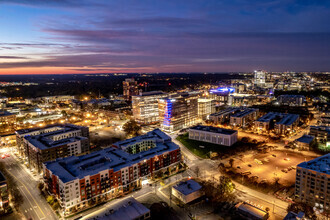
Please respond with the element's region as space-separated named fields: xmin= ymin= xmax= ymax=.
xmin=158 ymin=93 xmax=198 ymax=132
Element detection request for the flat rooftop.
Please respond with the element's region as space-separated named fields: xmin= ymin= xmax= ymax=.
xmin=297 ymin=153 xmax=330 ymax=175
xmin=138 ymin=91 xmax=166 ymax=97
xmin=310 ymin=126 xmax=330 ymax=133
xmin=296 ymin=135 xmax=315 ymax=144
xmin=190 ymin=125 xmax=237 ymax=135
xmin=231 ymin=108 xmax=258 ymax=118
xmin=276 ymin=114 xmax=299 ymax=126
xmin=236 ymin=202 xmax=268 ymax=219
xmin=89 ymin=197 xmax=149 ymax=220
xmin=209 ymin=107 xmax=238 ymax=117
xmin=26 ymin=135 xmax=88 ymax=150
xmin=173 ymin=179 xmax=202 ymax=195
xmin=16 ymin=123 xmax=85 ymax=136
xmin=45 ymin=129 xmax=179 ymax=183
xmin=256 ymin=112 xmax=283 ymax=123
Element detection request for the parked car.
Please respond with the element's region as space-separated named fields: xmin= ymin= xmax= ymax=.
xmin=272 ymin=154 xmax=276 ymax=157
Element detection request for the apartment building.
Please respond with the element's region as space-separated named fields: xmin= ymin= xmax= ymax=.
xmin=277 ymin=95 xmax=305 ymax=106
xmin=159 ymin=93 xmax=198 ymax=132
xmin=275 ymin=114 xmax=299 ymax=135
xmin=230 ymin=108 xmax=259 ymax=128
xmin=43 ymin=129 xmax=181 ymax=214
xmin=295 ymin=154 xmax=330 ymax=213
xmin=16 ymin=124 xmax=90 ymax=172
xmin=309 ymin=126 xmax=330 ymax=148
xmin=189 ymin=125 xmax=238 ymax=146
xmin=132 ymin=91 xmax=167 ymax=124
xmin=208 ymin=107 xmax=240 ymax=124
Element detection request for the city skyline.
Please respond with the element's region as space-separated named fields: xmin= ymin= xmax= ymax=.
xmin=1 ymin=0 xmax=330 ymax=74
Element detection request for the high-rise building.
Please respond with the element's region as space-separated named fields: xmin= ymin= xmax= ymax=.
xmin=197 ymin=98 xmax=216 ymax=120
xmin=43 ymin=129 xmax=181 ymax=214
xmin=16 ymin=124 xmax=90 ymax=172
xmin=295 ymin=154 xmax=330 ymax=213
xmin=159 ymin=93 xmax=198 ymax=132
xmin=132 ymin=91 xmax=167 ymax=124
xmin=123 ymin=78 xmax=139 ymax=101
xmin=254 ymin=70 xmax=267 ymax=86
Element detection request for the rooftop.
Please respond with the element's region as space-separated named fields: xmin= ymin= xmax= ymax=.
xmin=231 ymin=108 xmax=258 ymax=118
xmin=296 ymin=135 xmax=315 ymax=144
xmin=45 ymin=129 xmax=179 ymax=183
xmin=190 ymin=125 xmax=237 ymax=135
xmin=310 ymin=126 xmax=330 ymax=134
xmin=276 ymin=114 xmax=299 ymax=126
xmin=256 ymin=112 xmax=283 ymax=123
xmin=16 ymin=123 xmax=85 ymax=136
xmin=298 ymin=153 xmax=330 ymax=175
xmin=88 ymin=197 xmax=149 ymax=220
xmin=236 ymin=202 xmax=268 ymax=219
xmin=172 ymin=179 xmax=202 ymax=196
xmin=138 ymin=91 xmax=166 ymax=97
xmin=209 ymin=107 xmax=239 ymax=117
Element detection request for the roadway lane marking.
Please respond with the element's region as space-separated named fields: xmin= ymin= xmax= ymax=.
xmin=19 ymin=186 xmax=42 ymax=219
xmin=7 ymin=169 xmax=46 ymax=218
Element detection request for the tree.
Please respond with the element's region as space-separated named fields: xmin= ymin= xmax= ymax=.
xmin=229 ymin=158 xmax=235 ymax=168
xmin=219 ymin=176 xmax=235 ymax=195
xmin=122 ymin=119 xmax=141 ymax=136
xmin=287 ymin=202 xmax=317 ymax=220
xmin=38 ymin=182 xmax=44 ymax=191
xmin=265 ymin=207 xmax=270 ymax=213
xmin=273 ymin=177 xmax=280 ymax=185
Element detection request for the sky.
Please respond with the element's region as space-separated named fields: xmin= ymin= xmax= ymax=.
xmin=0 ymin=0 xmax=330 ymax=74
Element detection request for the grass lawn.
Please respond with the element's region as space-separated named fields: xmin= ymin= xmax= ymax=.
xmin=176 ymin=133 xmax=259 ymax=159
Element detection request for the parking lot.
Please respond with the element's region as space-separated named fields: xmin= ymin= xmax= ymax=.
xmin=227 ymin=150 xmax=317 ymax=186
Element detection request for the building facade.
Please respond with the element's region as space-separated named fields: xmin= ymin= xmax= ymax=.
xmin=43 ymin=129 xmax=181 ymax=214
xmin=208 ymin=107 xmax=239 ymax=124
xmin=230 ymin=108 xmax=259 ymax=128
xmin=309 ymin=126 xmax=330 ymax=148
xmin=16 ymin=124 xmax=90 ymax=172
xmin=172 ymin=179 xmax=203 ymax=204
xmin=197 ymin=98 xmax=216 ymax=120
xmin=123 ymin=78 xmax=139 ymax=101
xmin=277 ymin=95 xmax=305 ymax=106
xmin=0 ymin=111 xmax=16 ymax=133
xmin=254 ymin=70 xmax=267 ymax=87
xmin=295 ymin=154 xmax=330 ymax=213
xmin=132 ymin=91 xmax=167 ymax=124
xmin=274 ymin=114 xmax=299 ymax=135
xmin=159 ymin=94 xmax=198 ymax=132
xmin=189 ymin=125 xmax=238 ymax=147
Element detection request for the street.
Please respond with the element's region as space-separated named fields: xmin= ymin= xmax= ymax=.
xmin=2 ymin=153 xmax=57 ymax=220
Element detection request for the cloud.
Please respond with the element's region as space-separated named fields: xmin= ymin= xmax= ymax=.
xmin=0 ymin=56 xmax=28 ymax=59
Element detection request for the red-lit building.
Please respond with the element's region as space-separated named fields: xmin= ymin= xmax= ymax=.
xmin=43 ymin=129 xmax=181 ymax=214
